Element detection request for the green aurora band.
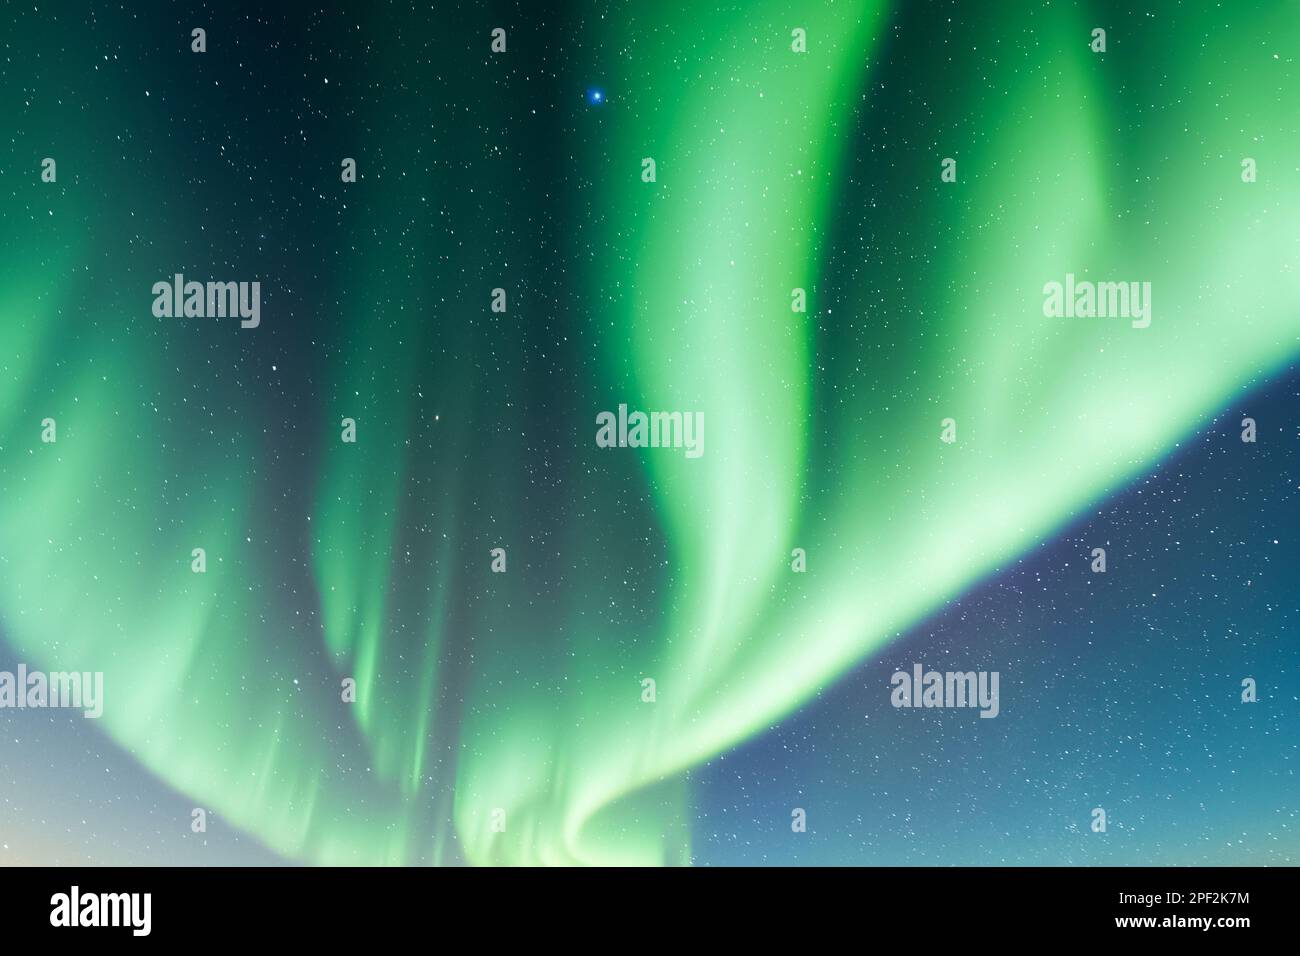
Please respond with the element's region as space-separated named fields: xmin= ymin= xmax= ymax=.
xmin=1 ymin=2 xmax=1298 ymax=865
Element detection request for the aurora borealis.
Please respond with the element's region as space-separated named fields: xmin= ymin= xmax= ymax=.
xmin=1 ymin=1 xmax=1297 ymax=867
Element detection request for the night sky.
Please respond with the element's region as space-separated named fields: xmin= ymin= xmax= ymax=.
xmin=0 ymin=1 xmax=1296 ymax=866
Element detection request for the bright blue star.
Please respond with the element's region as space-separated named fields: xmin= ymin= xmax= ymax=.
xmin=587 ymin=88 xmax=606 ymax=105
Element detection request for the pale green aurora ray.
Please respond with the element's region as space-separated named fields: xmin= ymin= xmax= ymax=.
xmin=1 ymin=2 xmax=1298 ymax=865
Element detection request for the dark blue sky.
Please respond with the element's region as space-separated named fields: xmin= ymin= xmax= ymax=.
xmin=693 ymin=367 xmax=1299 ymax=865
